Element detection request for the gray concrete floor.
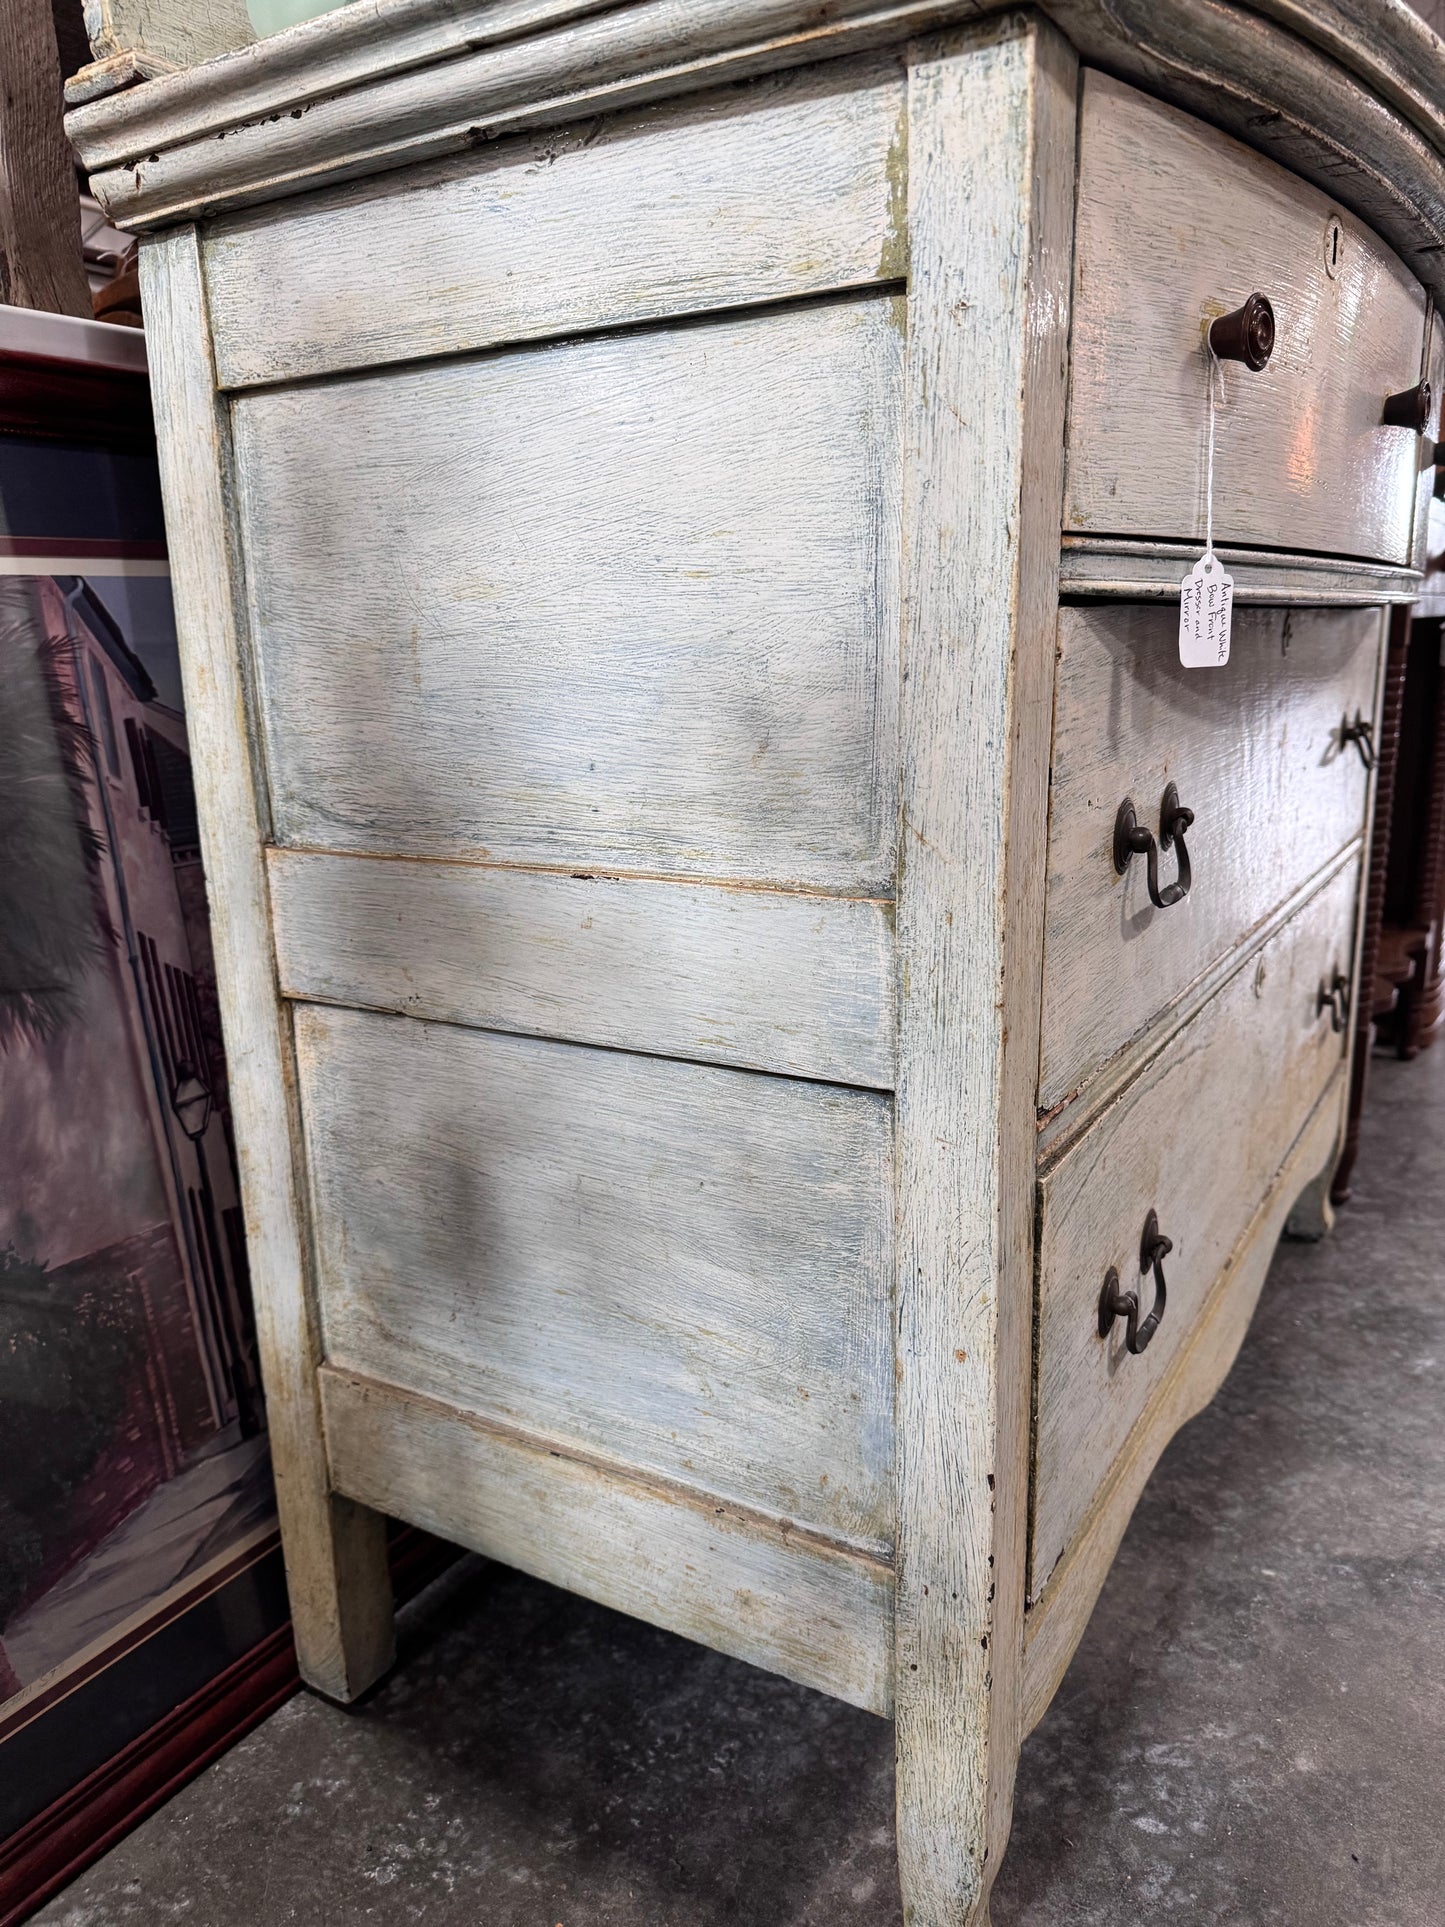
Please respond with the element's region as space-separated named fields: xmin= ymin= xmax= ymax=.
xmin=38 ymin=1052 xmax=1445 ymax=1926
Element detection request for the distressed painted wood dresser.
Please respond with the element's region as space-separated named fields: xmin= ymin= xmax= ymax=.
xmin=67 ymin=4 xmax=1445 ymax=1919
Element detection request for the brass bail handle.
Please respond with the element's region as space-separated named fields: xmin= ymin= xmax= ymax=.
xmin=1099 ymin=1210 xmax=1172 ymax=1357
xmin=1114 ymin=782 xmax=1195 ymax=910
xmin=1317 ymin=972 xmax=1350 ymax=1035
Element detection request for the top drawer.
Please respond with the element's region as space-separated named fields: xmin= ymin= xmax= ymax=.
xmin=1065 ymin=71 xmax=1430 ymax=566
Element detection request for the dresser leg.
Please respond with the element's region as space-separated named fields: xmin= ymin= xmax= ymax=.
xmin=1284 ymin=1160 xmax=1337 ymax=1243
xmin=894 ymin=1708 xmax=1017 ymax=1926
xmin=281 ymin=1486 xmax=396 ymax=1705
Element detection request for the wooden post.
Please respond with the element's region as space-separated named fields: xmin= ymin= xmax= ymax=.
xmin=0 ymin=0 xmax=91 ymax=315
xmin=137 ymin=228 xmax=397 ymax=1702
xmin=893 ymin=15 xmax=1076 ymax=1922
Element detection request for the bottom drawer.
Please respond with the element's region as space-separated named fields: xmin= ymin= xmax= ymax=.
xmin=1030 ymin=860 xmax=1358 ymax=1600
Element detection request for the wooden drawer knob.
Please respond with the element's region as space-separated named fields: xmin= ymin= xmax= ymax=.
xmin=1209 ymin=292 xmax=1276 ymax=370
xmin=1383 ymin=380 xmax=1432 ymax=432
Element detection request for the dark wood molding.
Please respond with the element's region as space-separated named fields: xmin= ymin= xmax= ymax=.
xmin=1333 ymin=606 xmax=1412 ymax=1205
xmin=0 ymin=1530 xmax=279 ymax=1751
xmin=0 ymin=1528 xmax=458 ymax=1926
xmin=1374 ymin=615 xmax=1445 ymax=1058
xmin=0 ymin=1625 xmax=296 ymax=1927
xmin=0 ymin=349 xmax=154 ymax=449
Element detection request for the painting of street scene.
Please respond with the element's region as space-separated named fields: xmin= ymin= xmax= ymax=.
xmin=0 ymin=570 xmax=272 ymax=1709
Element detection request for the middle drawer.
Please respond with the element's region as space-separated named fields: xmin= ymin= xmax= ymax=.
xmin=1039 ymin=601 xmax=1380 ymax=1113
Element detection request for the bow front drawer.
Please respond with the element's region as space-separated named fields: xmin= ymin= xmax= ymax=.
xmin=1030 ymin=859 xmax=1357 ymax=1603
xmin=1065 ymin=71 xmax=1433 ymax=566
xmin=1039 ymin=602 xmax=1380 ymax=1113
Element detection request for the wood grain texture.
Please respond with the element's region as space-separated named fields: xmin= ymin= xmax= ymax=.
xmin=81 ymin=0 xmax=253 ymax=70
xmin=1038 ymin=843 xmax=1362 ymax=1166
xmin=70 ymin=0 xmax=963 ymax=223
xmin=63 ymin=0 xmax=1445 ymax=314
xmin=1022 ymin=1069 xmax=1346 ymax=1731
xmin=1042 ymin=0 xmax=1445 ymax=304
xmin=295 ymin=1004 xmax=895 ymax=1552
xmin=1247 ymin=0 xmax=1445 ymax=155
xmin=0 ymin=0 xmax=92 ymax=316
xmin=136 ymin=228 xmax=395 ymax=1703
xmin=890 ymin=20 xmax=1075 ymax=1925
xmin=232 ymin=297 xmax=903 ymax=893
xmin=1031 ymin=862 xmax=1359 ymax=1602
xmin=1039 ymin=603 xmax=1382 ymax=1113
xmin=1066 ymin=71 xmax=1427 ymax=566
xmin=205 ymin=54 xmax=907 ymax=389
xmin=320 ymin=1367 xmax=896 ymax=1715
xmin=268 ymin=849 xmax=896 ymax=1088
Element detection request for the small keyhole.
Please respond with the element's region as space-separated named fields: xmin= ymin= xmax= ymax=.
xmin=1324 ymin=216 xmax=1344 ymax=280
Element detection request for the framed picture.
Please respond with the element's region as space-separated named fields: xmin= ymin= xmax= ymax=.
xmin=0 ymin=304 xmax=455 ymax=1924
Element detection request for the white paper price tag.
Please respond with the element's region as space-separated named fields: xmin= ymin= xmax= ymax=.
xmin=1179 ymin=549 xmax=1233 ymax=668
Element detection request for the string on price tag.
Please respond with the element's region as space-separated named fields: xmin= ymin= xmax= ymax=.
xmin=1179 ymin=344 xmax=1234 ymax=668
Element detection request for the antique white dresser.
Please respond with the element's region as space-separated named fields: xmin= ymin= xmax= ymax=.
xmin=68 ymin=4 xmax=1445 ymax=1920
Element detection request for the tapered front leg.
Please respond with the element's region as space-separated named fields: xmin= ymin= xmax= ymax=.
xmin=1285 ymin=1157 xmax=1339 ymax=1242
xmin=891 ymin=18 xmax=1077 ymax=1924
xmin=283 ymin=1487 xmax=394 ymax=1704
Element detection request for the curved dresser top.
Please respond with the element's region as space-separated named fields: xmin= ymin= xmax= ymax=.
xmin=65 ymin=0 xmax=1445 ymax=298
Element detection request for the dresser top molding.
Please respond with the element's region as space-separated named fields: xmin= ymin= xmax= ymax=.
xmin=66 ymin=0 xmax=1445 ymax=300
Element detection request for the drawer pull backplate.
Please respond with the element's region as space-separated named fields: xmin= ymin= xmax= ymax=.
xmin=1113 ymin=782 xmax=1195 ymax=909
xmin=1099 ymin=1210 xmax=1172 ymax=1356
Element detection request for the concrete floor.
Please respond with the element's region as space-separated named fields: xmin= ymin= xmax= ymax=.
xmin=38 ymin=1052 xmax=1445 ymax=1926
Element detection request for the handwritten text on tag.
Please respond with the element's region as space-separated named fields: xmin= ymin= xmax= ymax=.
xmin=1179 ymin=550 xmax=1233 ymax=668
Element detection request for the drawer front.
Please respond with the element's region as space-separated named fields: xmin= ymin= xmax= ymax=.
xmin=295 ymin=1004 xmax=895 ymax=1552
xmin=1031 ymin=860 xmax=1357 ymax=1599
xmin=1066 ymin=71 xmax=1430 ymax=565
xmin=1039 ymin=603 xmax=1380 ymax=1113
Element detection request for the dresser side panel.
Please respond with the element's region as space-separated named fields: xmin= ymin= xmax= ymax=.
xmin=296 ymin=1004 xmax=897 ymax=1552
xmin=233 ymin=296 xmax=903 ymax=893
xmin=204 ymin=53 xmax=908 ymax=388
